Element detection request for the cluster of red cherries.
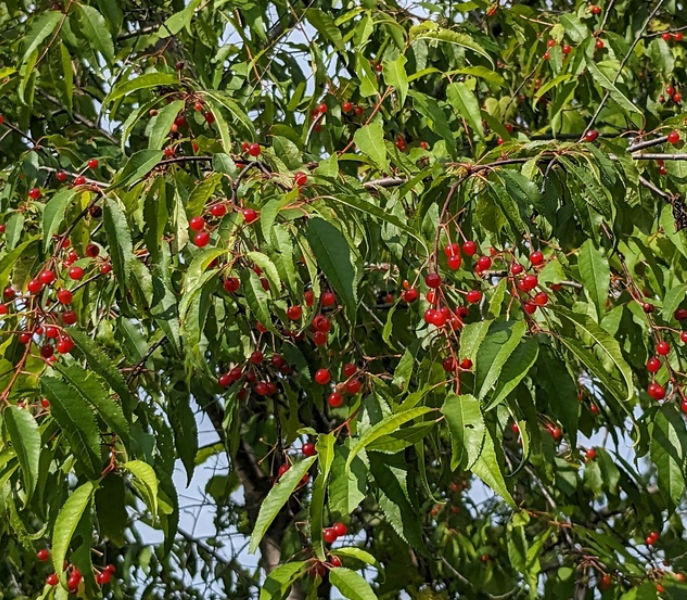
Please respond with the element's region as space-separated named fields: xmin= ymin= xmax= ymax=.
xmin=36 ymin=548 xmax=115 ymax=590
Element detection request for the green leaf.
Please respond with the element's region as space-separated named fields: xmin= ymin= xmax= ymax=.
xmin=202 ymin=90 xmax=256 ymax=138
xmin=330 ymin=568 xmax=378 ymax=600
xmin=240 ymin=270 xmax=273 ymax=330
xmin=41 ymin=377 xmax=102 ymax=479
xmin=103 ymin=197 xmax=134 ymax=293
xmin=111 ymin=149 xmax=163 ymax=189
xmin=585 ymin=57 xmax=642 ymax=117
xmin=124 ymin=460 xmax=159 ymax=520
xmin=169 ymin=390 xmax=198 ymax=485
xmin=460 ymin=320 xmax=492 ymax=363
xmin=441 ymin=394 xmax=485 ymax=470
xmin=59 ymin=42 xmax=73 ymax=113
xmin=486 ymin=338 xmax=539 ymax=410
xmin=447 ymin=82 xmax=485 ymax=139
xmin=52 ymin=482 xmax=97 ymax=586
xmin=353 ymin=122 xmax=388 ymax=171
xmin=346 ymin=407 xmax=433 ymax=468
xmin=383 ymin=55 xmax=408 ymax=107
xmin=258 ymin=561 xmax=308 ymax=600
xmin=476 ymin=320 xmax=527 ymax=399
xmin=22 ymin=11 xmax=61 ymax=65
xmin=409 ymin=22 xmax=494 ymax=66
xmin=42 ymin=189 xmax=76 ymax=253
xmin=311 ymin=433 xmax=335 ymax=560
xmin=69 ymin=330 xmax=137 ymax=413
xmin=556 ymin=308 xmax=634 ymax=400
xmin=578 ymin=239 xmax=610 ymax=320
xmin=5 ymin=406 xmax=41 ymax=502
xmin=248 ymin=457 xmax=317 ymax=554
xmin=650 ymin=405 xmax=687 ymax=507
xmin=77 ymin=5 xmax=115 ymax=64
xmin=160 ymin=0 xmax=201 ymax=36
xmin=472 ymin=430 xmax=516 ymax=507
xmin=95 ymin=474 xmax=128 ymax=547
xmin=355 ymin=52 xmax=378 ymax=98
xmin=56 ymin=364 xmax=130 ymax=447
xmin=305 ymin=217 xmax=358 ymax=324
xmin=148 ymin=100 xmax=185 ymax=150
xmin=305 ymin=9 xmax=345 ymax=53
xmin=663 ymin=284 xmax=687 ymax=322
xmin=106 ymin=73 xmax=179 ymax=104
xmin=332 ymin=547 xmax=381 ymax=570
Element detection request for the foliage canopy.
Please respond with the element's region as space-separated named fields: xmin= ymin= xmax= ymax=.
xmin=1 ymin=0 xmax=687 ymax=598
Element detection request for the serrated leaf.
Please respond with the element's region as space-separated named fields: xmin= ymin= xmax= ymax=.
xmin=353 ymin=122 xmax=388 ymax=171
xmin=441 ymin=394 xmax=485 ymax=470
xmin=124 ymin=460 xmax=159 ymax=520
xmin=332 ymin=547 xmax=381 ymax=569
xmin=240 ymin=270 xmax=273 ymax=330
xmin=52 ymin=482 xmax=97 ymax=587
xmin=330 ymin=568 xmax=378 ymax=600
xmin=472 ymin=430 xmax=516 ymax=507
xmin=22 ymin=12 xmax=61 ymax=65
xmin=111 ymin=149 xmax=163 ymax=189
xmin=476 ymin=320 xmax=527 ymax=399
xmin=77 ymin=5 xmax=114 ymax=64
xmin=305 ymin=217 xmax=358 ymax=324
xmin=585 ymin=57 xmax=642 ymax=117
xmin=486 ymin=338 xmax=539 ymax=410
xmin=148 ymin=100 xmax=185 ymax=150
xmin=305 ymin=9 xmax=345 ymax=53
xmin=258 ymin=561 xmax=308 ymax=600
xmin=578 ymin=239 xmax=610 ymax=320
xmin=202 ymin=90 xmax=256 ymax=138
xmin=103 ymin=197 xmax=134 ymax=294
xmin=383 ymin=55 xmax=408 ymax=107
xmin=409 ymin=22 xmax=493 ymax=66
xmin=5 ymin=406 xmax=40 ymax=502
xmin=248 ymin=457 xmax=317 ymax=554
xmin=447 ymin=82 xmax=485 ymax=139
xmin=160 ymin=0 xmax=201 ymax=36
xmin=42 ymin=189 xmax=76 ymax=253
xmin=311 ymin=433 xmax=335 ymax=560
xmin=650 ymin=406 xmax=687 ymax=507
xmin=41 ymin=377 xmax=101 ymax=479
xmin=106 ymin=73 xmax=179 ymax=104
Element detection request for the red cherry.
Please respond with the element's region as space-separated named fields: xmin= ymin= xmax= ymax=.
xmin=444 ymin=243 xmax=460 ymax=258
xmin=342 ymin=101 xmax=353 ymax=113
xmin=37 ymin=549 xmax=50 ymax=562
xmin=662 ymin=31 xmax=672 ymax=42
xmin=590 ymin=5 xmax=601 ymax=14
xmin=462 ymin=241 xmax=477 ymax=256
xmin=218 ymin=373 xmax=232 ymax=387
xmin=74 ymin=175 xmax=86 ymax=186
xmin=101 ymin=263 xmax=112 ymax=275
xmin=599 ymin=574 xmax=612 ymax=591
xmin=85 ymin=243 xmax=100 ymax=258
xmin=466 ymin=290 xmax=482 ymax=304
xmin=675 ymin=93 xmax=683 ymax=103
xmin=315 ymin=369 xmax=331 ymax=385
xmin=40 ymin=344 xmax=54 ymax=358
xmin=87 ymin=159 xmax=99 ymax=170
xmin=223 ymin=277 xmax=240 ymax=293
xmin=46 ymin=326 xmax=59 ymax=338
xmin=304 ymin=290 xmax=314 ymax=307
xmin=19 ymin=332 xmax=31 ymax=344
xmin=511 ymin=263 xmax=524 ymax=275
xmin=56 ymin=171 xmax=68 ymax=182
xmin=189 ymin=216 xmax=205 ymax=231
xmin=208 ymin=203 xmax=227 ymax=218
xmin=442 ymin=357 xmax=457 ymax=372
xmin=460 ymin=358 xmax=473 ymax=370
xmin=57 ymin=289 xmax=73 ymax=304
xmin=330 ymin=555 xmax=342 ymax=568
xmin=28 ymin=187 xmax=42 ymax=200
xmin=302 ymin=442 xmax=316 ymax=457
xmin=96 ymin=571 xmax=111 ymax=585
xmin=648 ymin=382 xmax=666 ymax=401
xmin=56 ymin=336 xmax=74 ymax=354
xmin=27 ymin=279 xmax=42 ymax=294
xmin=533 ymin=291 xmax=549 ymax=306
xmin=346 ymin=379 xmax=361 ymax=394
xmin=590 ymin=404 xmax=600 ymax=415
xmin=647 ymin=357 xmax=662 ymax=373
xmin=251 ymin=350 xmax=264 ymax=365
xmin=668 ymin=130 xmax=681 ymax=145
xmin=585 ymin=448 xmax=597 ymax=460
xmin=674 ymin=32 xmax=683 ymax=42
xmin=447 ymin=255 xmax=462 ymax=270
xmin=286 ymin=305 xmax=302 ymax=320
xmin=523 ymin=302 xmax=537 ymax=315
xmin=395 ymin=139 xmax=407 ymax=151
xmin=332 ymin=522 xmax=347 ymax=537
xmin=242 ymin=208 xmax=259 ymax=224
xmin=643 ymin=303 xmax=655 ymax=313
xmin=542 ymin=51 xmax=550 ymax=61
xmin=328 ymin=392 xmax=344 ymax=407
xmin=343 ymin=363 xmax=357 ymax=378
xmin=477 ymin=256 xmax=492 ymax=270
xmin=278 ymin=464 xmax=290 ymax=478
xmin=3 ymin=286 xmax=15 ymax=301
xmin=313 ymin=315 xmax=330 ymax=333
xmin=294 ymin=171 xmax=308 ymax=186
xmin=656 ymin=341 xmax=670 ymax=356
xmin=68 ymin=266 xmax=84 ymax=281
xmin=595 ymin=38 xmax=605 ymax=49
xmin=562 ymin=44 xmax=572 ymax=54
xmin=204 ymin=112 xmax=215 ymax=124
xmin=530 ymin=251 xmax=544 ymax=265
xmin=402 ymin=288 xmax=418 ymax=303
xmin=521 ymin=274 xmax=538 ymax=291
xmin=313 ymin=330 xmax=328 ymax=346
xmin=354 ymin=105 xmax=364 ymax=116
xmin=322 ymin=291 xmax=336 ymax=306
xmin=549 ymin=426 xmax=563 ymax=441
xmin=248 ymin=143 xmax=261 ymax=157
xmin=425 ymin=273 xmax=442 ymax=288
xmin=0 ymin=304 xmax=7 ymax=315
xmin=194 ymin=231 xmax=210 ymax=247
xmin=667 ymin=85 xmax=676 ymax=97
xmin=323 ymin=528 xmax=338 ymax=544
xmin=46 ymin=574 xmax=59 ymax=586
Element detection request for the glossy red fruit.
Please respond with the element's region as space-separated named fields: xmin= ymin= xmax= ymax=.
xmin=57 ymin=336 xmax=74 ymax=354
xmin=402 ymin=288 xmax=418 ymax=303
xmin=74 ymin=175 xmax=86 ymax=186
xmin=37 ymin=269 xmax=55 ymax=285
xmin=447 ymin=255 xmax=462 ymax=270
xmin=0 ymin=304 xmax=7 ymax=315
xmin=28 ymin=187 xmax=42 ymax=200
xmin=590 ymin=404 xmax=600 ymax=415
xmin=248 ymin=143 xmax=261 ymax=157
xmin=668 ymin=130 xmax=681 ymax=145
xmin=313 ymin=330 xmax=328 ymax=346
xmin=46 ymin=326 xmax=59 ymax=338
xmin=442 ymin=357 xmax=457 ymax=372
xmin=562 ymin=44 xmax=572 ymax=54
xmin=534 ymin=291 xmax=549 ymax=306
xmin=3 ymin=286 xmax=15 ymax=301
xmin=444 ymin=243 xmax=460 ymax=258
xmin=648 ymin=382 xmax=666 ymax=401
xmin=675 ymin=32 xmax=684 ymax=42
xmin=250 ymin=350 xmax=264 ymax=365
xmin=529 ymin=251 xmax=544 ymax=266
xmin=647 ymin=357 xmax=662 ymax=373
xmin=63 ymin=309 xmax=78 ymax=325
xmin=477 ymin=256 xmax=492 ymax=270
xmin=86 ymin=243 xmax=100 ymax=258
xmin=333 ymin=522 xmax=347 ymax=537
xmin=46 ymin=574 xmax=59 ymax=586
xmin=190 ymin=216 xmax=205 ymax=231
xmin=315 ymin=369 xmax=331 ymax=385
xmin=674 ymin=93 xmax=683 ymax=103
xmin=346 ymin=378 xmax=361 ymax=394
xmin=425 ymin=273 xmax=442 ymax=288
xmin=67 ymin=266 xmax=84 ymax=281
xmin=56 ymin=171 xmax=68 ymax=182
xmin=40 ymin=344 xmax=54 ymax=359
xmin=330 ymin=555 xmax=342 ymax=568
xmin=204 ymin=112 xmax=215 ymax=124
xmin=466 ymin=290 xmax=482 ymax=304
xmin=523 ymin=302 xmax=537 ymax=315
xmin=342 ymin=101 xmax=353 ymax=113
xmin=585 ymin=448 xmax=597 ymax=460
xmin=223 ymin=277 xmax=240 ymax=293
xmin=194 ymin=231 xmax=210 ymax=247
xmin=278 ymin=464 xmax=290 ymax=478
xmin=462 ymin=241 xmax=477 ymax=256
xmin=286 ymin=305 xmax=302 ymax=320
xmin=643 ymin=303 xmax=655 ymax=313
xmin=37 ymin=549 xmax=50 ymax=562
xmin=27 ymin=279 xmax=42 ymax=294
xmin=542 ymin=51 xmax=550 ymax=61
xmin=343 ymin=363 xmax=357 ymax=378
xmin=302 ymin=442 xmax=316 ymax=457
xmin=242 ymin=208 xmax=259 ymax=224
xmin=521 ymin=274 xmax=538 ymax=292
xmin=19 ymin=332 xmax=31 ymax=344
xmin=101 ymin=263 xmax=112 ymax=275
xmin=549 ymin=426 xmax=563 ymax=441
xmin=662 ymin=31 xmax=672 ymax=42
xmin=460 ymin=358 xmax=473 ymax=370
xmin=584 ymin=130 xmax=599 ymax=142
xmin=328 ymin=392 xmax=344 ymax=407
xmin=656 ymin=341 xmax=670 ymax=356
xmin=322 ymin=292 xmax=336 ymax=307
xmin=96 ymin=571 xmax=111 ymax=585
xmin=294 ymin=171 xmax=308 ymax=186
xmin=323 ymin=528 xmax=338 ymax=544
xmin=304 ymin=290 xmax=314 ymax=307
xmin=57 ymin=289 xmax=73 ymax=304
xmin=218 ymin=373 xmax=232 ymax=387
xmin=211 ymin=203 xmax=228 ymax=218
xmin=595 ymin=38 xmax=605 ymax=49
xmin=599 ymin=574 xmax=612 ymax=591
xmin=87 ymin=159 xmax=99 ymax=170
